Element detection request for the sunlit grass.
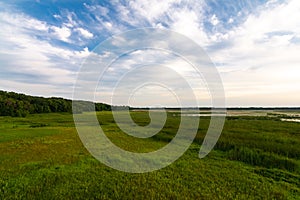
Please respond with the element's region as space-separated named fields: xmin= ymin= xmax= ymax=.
xmin=0 ymin=111 xmax=299 ymax=199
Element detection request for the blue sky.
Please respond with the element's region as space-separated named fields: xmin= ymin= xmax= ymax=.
xmin=0 ymin=0 xmax=299 ymax=106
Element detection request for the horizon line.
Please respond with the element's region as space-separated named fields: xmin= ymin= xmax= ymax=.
xmin=1 ymin=89 xmax=300 ymax=109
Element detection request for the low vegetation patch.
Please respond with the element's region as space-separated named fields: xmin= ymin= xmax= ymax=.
xmin=0 ymin=111 xmax=299 ymax=199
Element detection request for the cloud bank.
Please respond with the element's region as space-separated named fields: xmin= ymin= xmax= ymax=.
xmin=0 ymin=0 xmax=299 ymax=106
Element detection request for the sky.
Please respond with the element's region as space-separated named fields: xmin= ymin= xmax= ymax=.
xmin=0 ymin=0 xmax=299 ymax=107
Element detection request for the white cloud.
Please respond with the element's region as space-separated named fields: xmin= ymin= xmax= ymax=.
xmin=103 ymin=22 xmax=113 ymax=30
xmin=50 ymin=26 xmax=71 ymax=42
xmin=127 ymin=0 xmax=180 ymax=24
xmin=64 ymin=11 xmax=79 ymax=28
xmin=0 ymin=12 xmax=48 ymax=32
xmin=0 ymin=11 xmax=91 ymax=98
xmin=83 ymin=3 xmax=109 ymax=17
xmin=76 ymin=27 xmax=94 ymax=39
xmin=228 ymin=17 xmax=234 ymax=24
xmin=73 ymin=0 xmax=300 ymax=106
xmin=112 ymin=0 xmax=208 ymax=45
xmin=208 ymin=0 xmax=300 ymax=106
xmin=1 ymin=0 xmax=299 ymax=106
xmin=210 ymin=14 xmax=219 ymax=26
xmin=169 ymin=7 xmax=208 ymax=46
xmin=53 ymin=14 xmax=61 ymax=20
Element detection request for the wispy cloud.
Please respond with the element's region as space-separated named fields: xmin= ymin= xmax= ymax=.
xmin=0 ymin=0 xmax=299 ymax=106
xmin=207 ymin=0 xmax=300 ymax=106
xmin=0 ymin=9 xmax=91 ymax=97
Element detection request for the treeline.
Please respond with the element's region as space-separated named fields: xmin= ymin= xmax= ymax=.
xmin=0 ymin=90 xmax=111 ymax=117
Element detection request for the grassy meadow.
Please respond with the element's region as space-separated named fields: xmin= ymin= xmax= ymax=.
xmin=0 ymin=110 xmax=299 ymax=199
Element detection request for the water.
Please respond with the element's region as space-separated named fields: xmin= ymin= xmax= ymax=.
xmin=180 ymin=113 xmax=226 ymax=117
xmin=281 ymin=118 xmax=300 ymax=123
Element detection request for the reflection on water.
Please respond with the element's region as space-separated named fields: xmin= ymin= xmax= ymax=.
xmin=180 ymin=114 xmax=226 ymax=117
xmin=281 ymin=118 xmax=300 ymax=123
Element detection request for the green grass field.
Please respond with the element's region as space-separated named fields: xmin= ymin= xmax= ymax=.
xmin=0 ymin=111 xmax=299 ymax=199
